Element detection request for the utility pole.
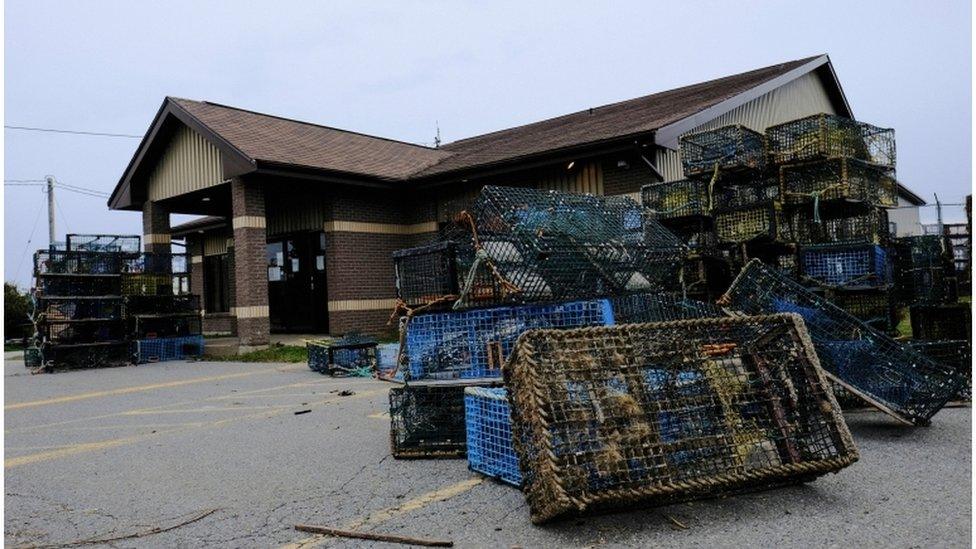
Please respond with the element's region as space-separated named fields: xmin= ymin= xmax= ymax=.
xmin=46 ymin=175 xmax=55 ymax=247
xmin=934 ymin=193 xmax=944 ymax=236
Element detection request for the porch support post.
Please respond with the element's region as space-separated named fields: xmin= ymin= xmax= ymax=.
xmin=230 ymin=177 xmax=270 ymax=348
xmin=142 ymin=200 xmax=171 ymax=254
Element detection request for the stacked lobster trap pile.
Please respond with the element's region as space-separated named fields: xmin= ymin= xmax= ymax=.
xmin=24 ymin=234 xmax=203 ymax=371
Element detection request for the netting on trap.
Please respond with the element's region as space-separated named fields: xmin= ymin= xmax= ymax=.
xmin=712 ymin=179 xmax=781 ymax=210
xmin=662 ymin=218 xmax=717 ymax=251
xmin=895 ymin=267 xmax=959 ymax=305
xmin=502 ymin=314 xmax=858 ymax=524
xmin=799 ymin=244 xmax=891 ymax=288
xmin=780 ymin=158 xmax=897 ymax=208
xmin=135 ymin=335 xmax=204 ymax=363
xmin=465 ymin=387 xmax=522 ymax=486
xmin=403 ymin=299 xmax=614 ymax=381
xmin=909 ymin=340 xmax=972 ymax=401
xmin=894 ymin=235 xmax=953 ymax=271
xmin=607 ymin=292 xmax=726 ymax=324
xmin=123 ymin=295 xmax=201 ymax=316
xmin=37 ymin=342 xmax=131 ymax=371
xmin=791 ymin=207 xmax=890 ymax=246
xmin=766 ymin=113 xmax=896 ymax=168
xmin=714 ymin=201 xmax=789 ymax=244
xmin=121 ymin=273 xmax=185 ymax=296
xmin=393 ymin=241 xmax=461 ymax=309
xmin=442 ymin=186 xmax=686 ymax=309
xmin=640 ymin=179 xmax=711 ymax=220
xmin=122 ymin=253 xmax=190 ymax=275
xmin=307 ymin=334 xmax=378 ymax=376
xmin=66 ymin=234 xmax=141 ymax=254
xmin=390 ymin=384 xmax=470 ymax=459
xmin=741 ymin=245 xmax=799 ymax=280
xmin=38 ymin=319 xmax=125 ymax=345
xmin=35 ymin=274 xmax=121 ymax=297
xmin=824 ymin=288 xmax=897 ymax=333
xmin=720 ymin=259 xmax=965 ymax=425
xmin=679 ymin=256 xmax=735 ymax=301
xmin=679 ymin=125 xmax=766 ymax=177
xmin=34 ymin=250 xmax=122 ymax=275
xmin=131 ymin=315 xmax=202 ymax=339
xmin=910 ymin=304 xmax=972 ymax=341
xmin=33 ymin=296 xmax=122 ymax=321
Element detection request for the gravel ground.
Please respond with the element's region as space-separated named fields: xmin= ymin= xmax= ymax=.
xmin=4 ymin=355 xmax=971 ymax=548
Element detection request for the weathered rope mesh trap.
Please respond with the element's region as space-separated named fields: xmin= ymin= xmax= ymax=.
xmin=464 ymin=387 xmax=522 ymax=486
xmin=765 ymin=113 xmax=896 ymax=168
xmin=640 ymin=179 xmax=712 ymax=220
xmin=779 ymin=158 xmax=897 ymax=209
xmin=439 ymin=186 xmax=686 ymax=309
xmin=720 ymin=260 xmax=965 ymax=425
xmin=390 ymin=384 xmax=472 ymax=459
xmin=678 ymin=124 xmax=766 ymax=177
xmin=908 ymin=340 xmax=972 ymax=401
xmin=713 ymin=201 xmax=789 ymax=244
xmin=307 ymin=333 xmax=378 ymax=376
xmin=502 ymin=315 xmax=858 ymax=524
xmin=791 ymin=207 xmax=890 ymax=247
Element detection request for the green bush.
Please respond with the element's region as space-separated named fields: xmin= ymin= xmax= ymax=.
xmin=4 ymin=283 xmax=32 ymax=342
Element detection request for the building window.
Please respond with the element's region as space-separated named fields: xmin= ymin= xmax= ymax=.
xmin=203 ymin=254 xmax=230 ymax=313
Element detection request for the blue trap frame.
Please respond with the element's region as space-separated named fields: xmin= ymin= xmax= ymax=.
xmin=465 ymin=387 xmax=522 ymax=486
xmin=135 ymin=335 xmax=204 ymax=363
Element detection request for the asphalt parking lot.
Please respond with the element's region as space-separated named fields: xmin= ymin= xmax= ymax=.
xmin=4 ymin=354 xmax=971 ymax=548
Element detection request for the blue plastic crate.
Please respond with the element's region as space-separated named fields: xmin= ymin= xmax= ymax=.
xmin=800 ymin=244 xmax=890 ymax=288
xmin=405 ymin=299 xmax=614 ymax=381
xmin=465 ymin=387 xmax=521 ymax=486
xmin=135 ymin=335 xmax=204 ymax=363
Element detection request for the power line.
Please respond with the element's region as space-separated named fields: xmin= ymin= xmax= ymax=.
xmin=15 ymin=191 xmax=47 ymax=285
xmin=5 ymin=179 xmax=110 ymax=198
xmin=5 ymin=125 xmax=142 ymax=138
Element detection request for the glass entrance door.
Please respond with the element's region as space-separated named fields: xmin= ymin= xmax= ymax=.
xmin=266 ymin=232 xmax=328 ymax=333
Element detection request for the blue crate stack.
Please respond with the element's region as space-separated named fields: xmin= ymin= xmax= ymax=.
xmin=464 ymin=387 xmax=521 ymax=486
xmin=135 ymin=335 xmax=204 ymax=363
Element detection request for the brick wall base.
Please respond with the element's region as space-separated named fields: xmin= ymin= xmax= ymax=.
xmin=329 ymin=309 xmax=399 ymax=339
xmin=203 ymin=314 xmax=237 ymax=335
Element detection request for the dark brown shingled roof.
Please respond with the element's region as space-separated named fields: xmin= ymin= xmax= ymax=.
xmin=415 ymin=56 xmax=821 ymax=177
xmin=170 ymin=98 xmax=453 ymax=181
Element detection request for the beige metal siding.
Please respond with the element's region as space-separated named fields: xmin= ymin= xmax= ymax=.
xmin=147 ymin=124 xmax=224 ymax=201
xmin=657 ymin=72 xmax=838 ymax=182
xmin=202 ymin=233 xmax=231 ymax=256
xmin=535 ymin=161 xmax=604 ymax=195
xmin=266 ymin=192 xmax=326 ymax=236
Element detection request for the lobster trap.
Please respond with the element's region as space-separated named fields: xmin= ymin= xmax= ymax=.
xmin=121 ymin=273 xmax=185 ymax=296
xmin=390 ymin=384 xmax=471 ymax=459
xmin=895 ymin=267 xmax=959 ymax=305
xmin=910 ymin=304 xmax=972 ymax=341
xmin=714 ymin=201 xmax=789 ymax=244
xmin=38 ymin=319 xmax=126 ymax=346
xmin=679 ymin=124 xmax=766 ymax=177
xmin=35 ymin=274 xmax=121 ymax=297
xmin=442 ymin=186 xmax=686 ymax=309
xmin=607 ymin=292 xmax=726 ymax=324
xmin=739 ymin=244 xmax=799 ymax=280
xmin=824 ymin=288 xmax=897 ymax=333
xmin=780 ymin=158 xmax=897 ymax=208
xmin=34 ymin=250 xmax=122 ymax=275
xmin=503 ymin=315 xmax=858 ymax=524
xmin=36 ymin=342 xmax=132 ymax=371
xmin=393 ymin=241 xmax=461 ymax=309
xmin=23 ymin=347 xmax=41 ymax=368
xmin=909 ymin=340 xmax=972 ymax=401
xmin=122 ymin=253 xmax=190 ymax=274
xmin=135 ymin=335 xmax=205 ymax=363
xmin=464 ymin=387 xmax=522 ymax=486
xmin=131 ymin=315 xmax=202 ymax=339
xmin=791 ymin=207 xmax=890 ymax=247
xmin=799 ymin=244 xmax=891 ymax=288
xmin=894 ymin=235 xmax=954 ymax=271
xmin=403 ymin=299 xmax=614 ymax=381
xmin=307 ymin=334 xmax=378 ymax=376
xmin=123 ymin=295 xmax=201 ymax=316
xmin=640 ymin=179 xmax=711 ymax=220
xmin=711 ymin=179 xmax=781 ymax=210
xmin=32 ymin=296 xmax=122 ymax=321
xmin=721 ymin=260 xmax=965 ymax=425
xmin=66 ymin=234 xmax=141 ymax=254
xmin=766 ymin=113 xmax=896 ymax=168
xmin=661 ymin=218 xmax=717 ymax=252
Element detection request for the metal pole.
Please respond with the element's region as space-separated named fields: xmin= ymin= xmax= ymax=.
xmin=934 ymin=193 xmax=943 ymax=236
xmin=46 ymin=175 xmax=56 ymax=247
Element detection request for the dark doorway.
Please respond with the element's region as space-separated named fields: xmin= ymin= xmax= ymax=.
xmin=266 ymin=232 xmax=328 ymax=333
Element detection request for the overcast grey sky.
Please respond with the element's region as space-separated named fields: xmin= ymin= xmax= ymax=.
xmin=4 ymin=0 xmax=972 ymax=287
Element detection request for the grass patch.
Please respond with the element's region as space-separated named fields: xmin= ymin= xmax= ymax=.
xmin=4 ymin=343 xmax=24 ymax=353
xmin=214 ymin=344 xmax=308 ymax=363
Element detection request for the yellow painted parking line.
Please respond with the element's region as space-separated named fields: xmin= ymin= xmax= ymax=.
xmin=5 ymin=389 xmax=386 ymax=469
xmin=5 ymin=370 xmax=270 ymax=411
xmin=281 ymin=478 xmax=484 ymax=549
xmin=367 ymin=412 xmax=390 ymax=420
xmin=123 ymin=405 xmax=293 ymax=415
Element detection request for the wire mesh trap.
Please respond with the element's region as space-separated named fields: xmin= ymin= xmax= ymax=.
xmin=766 ymin=113 xmax=896 ymax=168
xmin=131 ymin=315 xmax=202 ymax=339
xmin=38 ymin=319 xmax=126 ymax=346
xmin=720 ymin=260 xmax=965 ymax=425
xmin=34 ymin=250 xmax=122 ymax=275
xmin=895 ymin=267 xmax=959 ymax=306
xmin=909 ymin=340 xmax=972 ymax=401
xmin=441 ymin=186 xmax=686 ymax=309
xmin=390 ymin=384 xmax=471 ymax=459
xmin=679 ymin=125 xmax=766 ymax=177
xmin=799 ymin=244 xmax=891 ymax=289
xmin=66 ymin=234 xmax=141 ymax=254
xmin=607 ymin=292 xmax=726 ymax=324
xmin=823 ymin=288 xmax=897 ymax=333
xmin=403 ymin=299 xmax=614 ymax=381
xmin=679 ymin=256 xmax=735 ymax=301
xmin=121 ymin=274 xmax=183 ymax=296
xmin=910 ymin=304 xmax=972 ymax=341
xmin=23 ymin=347 xmax=42 ymax=369
xmin=714 ymin=201 xmax=789 ymax=244
xmin=640 ymin=179 xmax=712 ymax=220
xmin=780 ymin=158 xmax=897 ymax=209
xmin=711 ymin=179 xmax=781 ymax=210
xmin=135 ymin=335 xmax=205 ymax=363
xmin=307 ymin=334 xmax=378 ymax=376
xmin=33 ymin=296 xmax=122 ymax=321
xmin=37 ymin=342 xmax=132 ymax=371
xmin=122 ymin=253 xmax=190 ymax=275
xmin=123 ymin=295 xmax=201 ymax=316
xmin=35 ymin=274 xmax=121 ymax=297
xmin=791 ymin=207 xmax=890 ymax=247
xmin=894 ymin=235 xmax=954 ymax=271
xmin=502 ymin=314 xmax=858 ymax=524
xmin=394 ymin=241 xmax=461 ymax=309
xmin=465 ymin=387 xmax=522 ymax=486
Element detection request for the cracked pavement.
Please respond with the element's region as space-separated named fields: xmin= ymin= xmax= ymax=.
xmin=4 ymin=355 xmax=971 ymax=547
